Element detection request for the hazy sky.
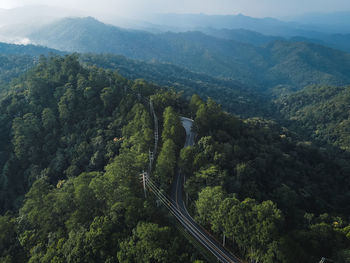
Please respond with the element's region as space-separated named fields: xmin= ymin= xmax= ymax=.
xmin=0 ymin=0 xmax=349 ymax=18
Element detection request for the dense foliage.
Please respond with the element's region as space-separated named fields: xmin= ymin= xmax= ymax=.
xmin=0 ymin=43 xmax=349 ymax=263
xmin=0 ymin=54 xmax=34 ymax=93
xmin=0 ymin=42 xmax=63 ymax=95
xmin=0 ymin=55 xmax=205 ymax=262
xmin=81 ymin=53 xmax=272 ymax=118
xmin=276 ymin=85 xmax=350 ymax=151
xmin=180 ymin=95 xmax=350 ymax=262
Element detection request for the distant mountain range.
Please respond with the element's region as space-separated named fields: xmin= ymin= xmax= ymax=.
xmin=145 ymin=13 xmax=350 ymax=35
xmin=27 ymin=17 xmax=350 ymax=90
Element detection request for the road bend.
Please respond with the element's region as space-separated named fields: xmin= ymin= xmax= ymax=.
xmin=166 ymin=117 xmax=242 ymax=263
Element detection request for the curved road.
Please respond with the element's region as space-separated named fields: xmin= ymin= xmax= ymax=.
xmin=169 ymin=117 xmax=242 ymax=263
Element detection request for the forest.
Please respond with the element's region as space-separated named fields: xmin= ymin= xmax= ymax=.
xmin=1 ymin=3 xmax=350 ymax=261
xmin=182 ymin=95 xmax=350 ymax=262
xmin=0 ymin=55 xmax=206 ymax=262
xmin=275 ymin=85 xmax=350 ymax=151
xmin=0 ymin=55 xmax=349 ymax=262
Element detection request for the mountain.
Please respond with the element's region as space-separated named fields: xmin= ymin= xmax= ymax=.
xmin=29 ymin=17 xmax=161 ymax=55
xmin=28 ymin=17 xmax=350 ymax=90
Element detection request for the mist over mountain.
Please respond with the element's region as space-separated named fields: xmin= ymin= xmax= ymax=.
xmin=0 ymin=5 xmax=84 ymax=29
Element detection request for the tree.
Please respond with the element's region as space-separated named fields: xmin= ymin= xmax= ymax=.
xmin=195 ymin=186 xmax=225 ymax=227
xmin=154 ymin=139 xmax=177 ymax=190
xmin=12 ymin=113 xmax=42 ymax=162
xmin=0 ymin=214 xmax=26 ymax=262
xmin=41 ymin=108 xmax=57 ymax=131
xmin=117 ymin=222 xmax=175 ymax=263
xmin=162 ymin=106 xmax=185 ymax=149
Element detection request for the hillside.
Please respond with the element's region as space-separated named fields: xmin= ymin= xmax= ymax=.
xmin=80 ymin=53 xmax=272 ymax=118
xmin=201 ymin=28 xmax=283 ymax=46
xmin=28 ymin=17 xmax=350 ymax=90
xmin=0 ymin=42 xmax=64 ymax=95
xmin=0 ymin=55 xmax=205 ymax=262
xmin=275 ymin=85 xmax=350 ymax=151
xmin=0 ymin=55 xmax=33 ymax=91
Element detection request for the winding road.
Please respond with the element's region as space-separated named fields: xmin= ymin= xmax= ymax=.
xmin=168 ymin=117 xmax=242 ymax=263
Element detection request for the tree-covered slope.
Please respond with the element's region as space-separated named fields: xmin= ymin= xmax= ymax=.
xmin=0 ymin=42 xmax=64 ymax=94
xmin=180 ymin=95 xmax=350 ymax=262
xmin=0 ymin=55 xmax=204 ymax=262
xmin=0 ymin=54 xmax=34 ymax=92
xmin=264 ymin=41 xmax=350 ymax=89
xmin=0 ymin=54 xmax=161 ymax=212
xmin=275 ymin=85 xmax=350 ymax=151
xmin=80 ymin=53 xmax=272 ymax=118
xmin=28 ymin=17 xmax=350 ymax=90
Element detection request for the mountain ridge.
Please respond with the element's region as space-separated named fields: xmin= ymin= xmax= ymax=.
xmin=28 ymin=17 xmax=350 ymax=90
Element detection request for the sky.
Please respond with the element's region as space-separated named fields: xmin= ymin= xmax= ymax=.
xmin=0 ymin=0 xmax=349 ymax=18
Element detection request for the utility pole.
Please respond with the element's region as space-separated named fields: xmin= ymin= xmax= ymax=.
xmin=222 ymin=232 xmax=226 ymax=247
xmin=140 ymin=171 xmax=148 ymax=198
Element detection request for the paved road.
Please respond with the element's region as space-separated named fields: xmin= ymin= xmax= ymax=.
xmin=169 ymin=117 xmax=242 ymax=263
